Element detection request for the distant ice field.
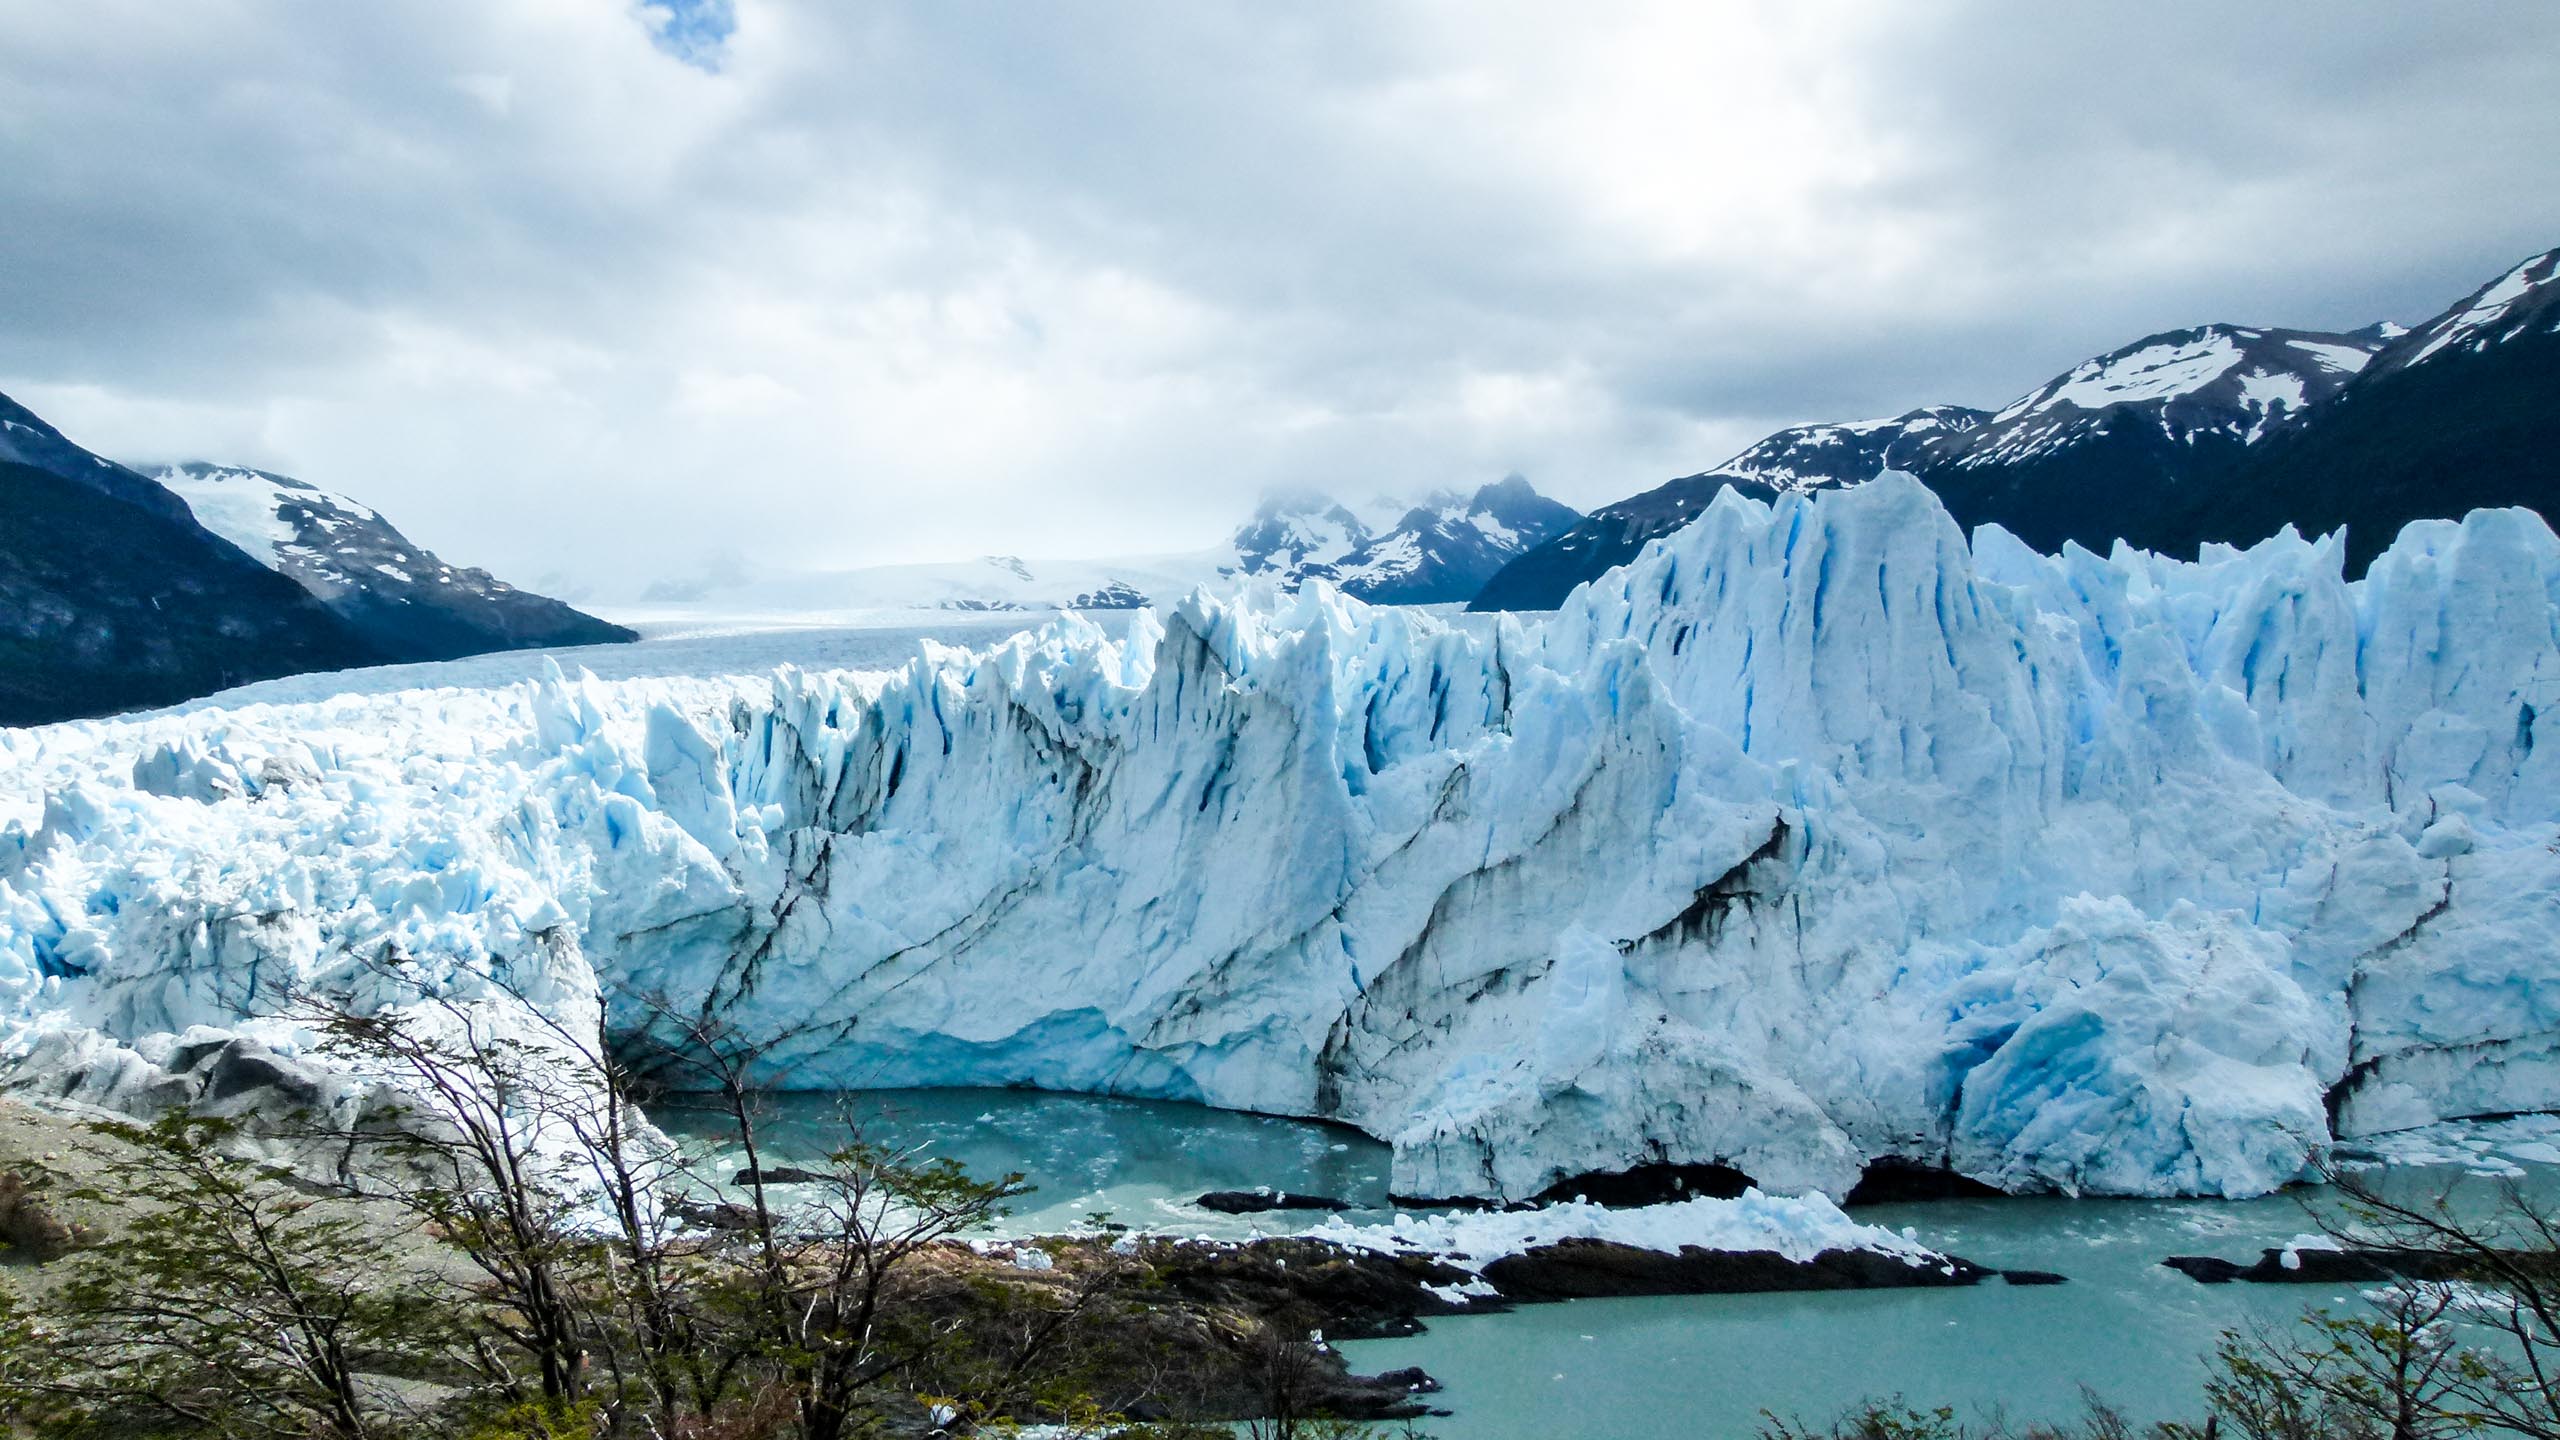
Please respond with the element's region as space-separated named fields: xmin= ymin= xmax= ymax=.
xmin=150 ymin=611 xmax=1152 ymax=715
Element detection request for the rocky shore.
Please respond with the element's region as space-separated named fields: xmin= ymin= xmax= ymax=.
xmin=0 ymin=1095 xmax=2050 ymax=1428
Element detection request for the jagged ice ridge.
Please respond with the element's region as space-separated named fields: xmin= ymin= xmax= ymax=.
xmin=3 ymin=476 xmax=2557 ymax=1204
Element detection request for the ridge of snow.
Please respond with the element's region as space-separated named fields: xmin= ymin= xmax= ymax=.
xmin=1951 ymin=324 xmax=2387 ymax=466
xmin=2014 ymin=331 xmax=2246 ymax=417
xmin=1303 ymin=1190 xmax=1946 ymax=1271
xmin=2288 ymin=339 xmax=2378 ymax=373
xmin=1696 ymin=407 xmax=1985 ymax=494
xmin=2403 ymin=250 xmax=2560 ymax=366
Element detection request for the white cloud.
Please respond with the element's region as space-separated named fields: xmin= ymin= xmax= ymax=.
xmin=0 ymin=0 xmax=2554 ymax=599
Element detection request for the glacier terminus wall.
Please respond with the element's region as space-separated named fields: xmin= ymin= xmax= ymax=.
xmin=3 ymin=475 xmax=2557 ymax=1203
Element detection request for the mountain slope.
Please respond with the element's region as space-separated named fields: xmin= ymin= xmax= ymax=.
xmin=154 ymin=463 xmax=633 ymax=663
xmin=0 ymin=454 xmax=382 ymax=726
xmin=1473 ymin=314 xmax=2412 ymax=612
xmin=1911 ymin=323 xmax=2390 ymax=555
xmin=1471 ymin=408 xmax=1979 ymax=611
xmin=1270 ymin=475 xmax=1581 ymax=604
xmin=0 ymin=392 xmax=204 ymax=525
xmin=2199 ymin=248 xmax=2560 ymax=573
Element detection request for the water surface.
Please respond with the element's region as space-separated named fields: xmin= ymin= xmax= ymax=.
xmin=1341 ymin=1160 xmax=2560 ymax=1437
xmin=653 ymin=1086 xmax=1394 ymax=1238
xmin=665 ymin=1089 xmax=2560 ymax=1437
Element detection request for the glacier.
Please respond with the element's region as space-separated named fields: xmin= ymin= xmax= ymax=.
xmin=3 ymin=474 xmax=2557 ymax=1204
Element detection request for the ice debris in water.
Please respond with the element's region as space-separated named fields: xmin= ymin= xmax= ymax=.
xmin=1308 ymin=1190 xmax=1943 ymax=1272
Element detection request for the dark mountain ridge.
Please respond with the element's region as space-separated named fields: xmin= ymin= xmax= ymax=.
xmin=1475 ymin=248 xmax=2557 ymax=610
xmin=1471 ymin=407 xmax=1980 ymax=612
xmin=0 ymin=390 xmax=631 ymax=726
xmin=0 ymin=429 xmax=381 ymax=726
xmin=152 ymin=461 xmax=633 ymax=664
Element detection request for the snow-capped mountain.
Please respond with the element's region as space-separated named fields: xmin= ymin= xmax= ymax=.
xmin=152 ymin=463 xmax=632 ymax=663
xmin=1225 ymin=492 xmax=1401 ymax=583
xmin=1939 ymin=323 xmax=2385 ymax=463
xmin=1472 ymin=408 xmax=1979 ymax=610
xmin=1707 ymin=405 xmax=1988 ymax=493
xmin=1241 ymin=475 xmax=1581 ymax=604
xmin=1 ymin=392 xmax=378 ymax=725
xmin=2203 ymin=246 xmax=2560 ymax=573
xmin=623 ymin=476 xmax=1580 ymax=621
xmin=1912 ymin=322 xmax=2392 ymax=556
xmin=1473 ymin=248 xmax=2560 ymax=612
xmin=2376 ymin=247 xmax=2560 ymax=377
xmin=12 ymin=479 xmax=2560 ymax=1205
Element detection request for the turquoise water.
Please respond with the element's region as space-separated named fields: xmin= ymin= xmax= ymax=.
xmin=651 ymin=1086 xmax=1397 ymax=1238
xmin=1345 ymin=1169 xmax=2560 ymax=1437
xmin=657 ymin=1088 xmax=2559 ymax=1438
xmin=1341 ymin=1191 xmax=2349 ymax=1438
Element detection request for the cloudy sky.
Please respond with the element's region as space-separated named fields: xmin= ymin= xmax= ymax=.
xmin=4 ymin=1 xmax=2556 ymax=600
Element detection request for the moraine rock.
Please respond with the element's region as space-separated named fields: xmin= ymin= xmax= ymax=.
xmin=2163 ymin=1245 xmax=2470 ymax=1286
xmin=1197 ymin=1189 xmax=1355 ymax=1214
xmin=1479 ymin=1238 xmax=1990 ymax=1300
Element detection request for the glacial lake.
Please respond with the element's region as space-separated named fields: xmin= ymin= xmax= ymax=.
xmin=658 ymin=1089 xmax=2560 ymax=1438
xmin=651 ymin=1086 xmax=1400 ymax=1238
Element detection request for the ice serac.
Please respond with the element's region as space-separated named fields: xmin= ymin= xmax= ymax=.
xmin=5 ymin=476 xmax=2559 ymax=1205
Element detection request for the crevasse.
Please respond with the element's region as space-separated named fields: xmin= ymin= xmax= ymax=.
xmin=4 ymin=475 xmax=2557 ymax=1203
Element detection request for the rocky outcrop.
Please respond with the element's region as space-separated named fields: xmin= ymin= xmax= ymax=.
xmin=1196 ymin=1190 xmax=1354 ymax=1214
xmin=0 ymin=1169 xmax=87 ymax=1258
xmin=2163 ymin=1245 xmax=2469 ymax=1285
xmin=1479 ymin=1238 xmax=1989 ymax=1300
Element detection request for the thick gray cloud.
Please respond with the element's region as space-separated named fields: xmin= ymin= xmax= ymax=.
xmin=2 ymin=0 xmax=2555 ymax=597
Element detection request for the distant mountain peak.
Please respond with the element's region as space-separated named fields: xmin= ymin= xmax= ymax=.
xmin=1225 ymin=476 xmax=1581 ymax=604
xmin=1938 ymin=323 xmax=2389 ymax=481
xmin=150 ymin=460 xmax=630 ymax=664
xmin=1472 ymin=246 xmax=2559 ymax=612
xmin=2384 ymin=246 xmax=2560 ymax=373
xmin=1699 ymin=405 xmax=1989 ymax=495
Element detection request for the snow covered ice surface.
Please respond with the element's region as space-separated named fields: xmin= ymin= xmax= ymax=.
xmin=1304 ymin=1189 xmax=1946 ymax=1274
xmin=6 ymin=475 xmax=2560 ymax=1206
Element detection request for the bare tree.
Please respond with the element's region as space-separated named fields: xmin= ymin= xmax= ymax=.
xmin=297 ymin=961 xmax=602 ymax=1409
xmin=2204 ymin=1283 xmax=2468 ymax=1440
xmin=2307 ymin=1167 xmax=2560 ymax=1439
xmin=628 ymin=997 xmax=1029 ymax=1440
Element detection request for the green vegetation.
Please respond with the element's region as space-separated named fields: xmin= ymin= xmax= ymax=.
xmin=0 ymin=968 xmax=1432 ymax=1438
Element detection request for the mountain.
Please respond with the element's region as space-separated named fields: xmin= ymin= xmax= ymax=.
xmin=1 ymin=392 xmax=202 ymax=524
xmin=623 ymin=476 xmax=1580 ymax=620
xmin=1911 ymin=322 xmax=2393 ymax=555
xmin=1235 ymin=475 xmax=1581 ymax=604
xmin=2200 ymin=248 xmax=2560 ymax=573
xmin=1470 ymin=407 xmax=1980 ymax=611
xmin=1473 ymin=255 xmax=2555 ymax=612
xmin=0 ymin=394 xmax=381 ymax=725
xmin=153 ymin=463 xmax=633 ymax=663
